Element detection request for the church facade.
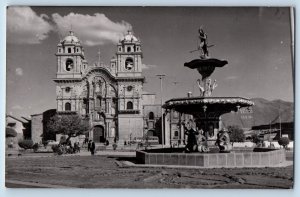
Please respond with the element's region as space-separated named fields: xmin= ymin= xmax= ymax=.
xmin=53 ymin=31 xmax=146 ymax=144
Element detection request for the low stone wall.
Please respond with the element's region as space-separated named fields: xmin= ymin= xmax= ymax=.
xmin=136 ymin=148 xmax=286 ymax=168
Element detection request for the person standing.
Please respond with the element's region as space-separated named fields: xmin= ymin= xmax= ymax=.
xmin=88 ymin=140 xmax=91 ymax=152
xmin=90 ymin=141 xmax=96 ymax=155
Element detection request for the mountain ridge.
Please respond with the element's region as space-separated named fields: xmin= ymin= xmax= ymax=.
xmin=221 ymin=97 xmax=294 ymax=129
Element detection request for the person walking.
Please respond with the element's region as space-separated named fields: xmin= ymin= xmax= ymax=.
xmin=90 ymin=141 xmax=96 ymax=155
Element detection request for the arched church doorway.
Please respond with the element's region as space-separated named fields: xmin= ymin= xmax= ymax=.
xmin=93 ymin=125 xmax=105 ymax=143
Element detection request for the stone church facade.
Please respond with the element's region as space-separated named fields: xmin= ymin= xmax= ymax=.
xmin=53 ymin=31 xmax=145 ymax=144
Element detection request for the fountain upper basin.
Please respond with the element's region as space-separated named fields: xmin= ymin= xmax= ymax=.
xmin=163 ymin=96 xmax=254 ymax=116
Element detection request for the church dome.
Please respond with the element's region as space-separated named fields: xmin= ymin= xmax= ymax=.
xmin=61 ymin=31 xmax=80 ymax=44
xmin=122 ymin=31 xmax=139 ymax=42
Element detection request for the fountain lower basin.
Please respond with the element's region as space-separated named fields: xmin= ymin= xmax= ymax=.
xmin=136 ymin=148 xmax=286 ymax=168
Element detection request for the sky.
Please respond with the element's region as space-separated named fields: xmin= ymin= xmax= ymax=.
xmin=6 ymin=6 xmax=294 ymax=119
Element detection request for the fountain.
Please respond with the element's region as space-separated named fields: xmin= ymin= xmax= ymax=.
xmin=136 ymin=27 xmax=286 ymax=168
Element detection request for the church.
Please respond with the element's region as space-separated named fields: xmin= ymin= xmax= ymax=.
xmin=53 ymin=30 xmax=150 ymax=144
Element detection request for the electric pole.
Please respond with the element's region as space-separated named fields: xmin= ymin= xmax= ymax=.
xmin=157 ymin=74 xmax=166 ymax=148
xmin=279 ymin=106 xmax=282 ymax=138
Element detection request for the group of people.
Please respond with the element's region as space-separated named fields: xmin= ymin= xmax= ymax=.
xmin=83 ymin=137 xmax=96 ymax=155
xmin=73 ymin=142 xmax=81 ymax=153
xmin=182 ymin=119 xmax=232 ymax=153
xmin=56 ymin=136 xmax=97 ymax=155
xmin=58 ymin=138 xmax=81 ymax=154
xmin=87 ymin=140 xmax=96 ymax=155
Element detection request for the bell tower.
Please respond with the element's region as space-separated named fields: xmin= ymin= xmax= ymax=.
xmin=116 ymin=31 xmax=143 ymax=77
xmin=54 ymin=31 xmax=88 ymax=113
xmin=55 ymin=31 xmax=87 ymax=79
xmin=115 ymin=31 xmax=145 ymax=142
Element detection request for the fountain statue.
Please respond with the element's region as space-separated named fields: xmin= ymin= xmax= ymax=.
xmin=164 ymin=27 xmax=254 ymax=153
xmin=216 ymin=128 xmax=232 ymax=153
xmin=198 ymin=26 xmax=209 ymax=59
xmin=182 ymin=119 xmax=199 ymax=152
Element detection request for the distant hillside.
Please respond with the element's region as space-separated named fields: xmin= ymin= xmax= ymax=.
xmin=221 ymin=98 xmax=294 ymax=129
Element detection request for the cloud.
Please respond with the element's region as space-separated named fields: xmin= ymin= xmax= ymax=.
xmin=225 ymin=75 xmax=238 ymax=80
xmin=141 ymin=64 xmax=157 ymax=70
xmin=7 ymin=79 xmax=14 ymax=85
xmin=7 ymin=6 xmax=53 ymax=44
xmin=52 ymin=12 xmax=132 ymax=46
xmin=15 ymin=68 xmax=23 ymax=76
xmin=12 ymin=105 xmax=23 ymax=110
xmin=246 ymin=92 xmax=255 ymax=97
xmin=7 ymin=8 xmax=132 ymax=46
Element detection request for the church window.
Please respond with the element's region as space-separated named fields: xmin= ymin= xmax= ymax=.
xmin=97 ymin=112 xmax=101 ymax=120
xmin=68 ymin=48 xmax=71 ymax=53
xmin=118 ymin=47 xmax=122 ymax=52
xmin=125 ymin=57 xmax=133 ymax=70
xmin=174 ymin=131 xmax=179 ymax=137
xmin=173 ymin=111 xmax=178 ymax=118
xmin=83 ymin=98 xmax=87 ymax=105
xmin=149 ymin=112 xmax=154 ymax=120
xmin=127 ymin=101 xmax=133 ymax=110
xmin=65 ymin=59 xmax=74 ymax=71
xmin=127 ymin=86 xmax=133 ymax=91
xmin=127 ymin=46 xmax=131 ymax=52
xmin=65 ymin=102 xmax=71 ymax=111
xmin=65 ymin=87 xmax=71 ymax=93
xmin=76 ymin=48 xmax=79 ymax=52
xmin=97 ymin=97 xmax=101 ymax=107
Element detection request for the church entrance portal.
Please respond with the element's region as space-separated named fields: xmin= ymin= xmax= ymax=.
xmin=93 ymin=125 xmax=105 ymax=143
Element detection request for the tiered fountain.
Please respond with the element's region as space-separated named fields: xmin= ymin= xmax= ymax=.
xmin=136 ymin=27 xmax=286 ymax=168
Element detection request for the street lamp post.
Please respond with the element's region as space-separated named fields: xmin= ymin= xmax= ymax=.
xmin=279 ymin=106 xmax=282 ymax=139
xmin=157 ymin=74 xmax=166 ymax=148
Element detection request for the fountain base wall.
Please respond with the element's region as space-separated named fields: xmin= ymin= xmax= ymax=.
xmin=136 ymin=148 xmax=286 ymax=168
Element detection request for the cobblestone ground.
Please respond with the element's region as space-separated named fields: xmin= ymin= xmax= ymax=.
xmin=5 ymin=154 xmax=293 ymax=189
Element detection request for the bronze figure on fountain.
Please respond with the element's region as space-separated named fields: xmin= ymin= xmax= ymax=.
xmin=182 ymin=119 xmax=198 ymax=153
xmin=216 ymin=128 xmax=232 ymax=153
xmin=198 ymin=27 xmax=209 ymax=59
xmin=182 ymin=119 xmax=209 ymax=153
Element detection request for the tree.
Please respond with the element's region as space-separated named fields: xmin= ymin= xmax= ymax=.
xmin=278 ymin=137 xmax=290 ymax=149
xmin=18 ymin=139 xmax=34 ymax=150
xmin=251 ymin=133 xmax=262 ymax=144
xmin=228 ymin=125 xmax=245 ymax=146
xmin=6 ymin=127 xmax=17 ymax=138
xmin=42 ymin=109 xmax=57 ymax=142
xmin=47 ymin=114 xmax=90 ymax=144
